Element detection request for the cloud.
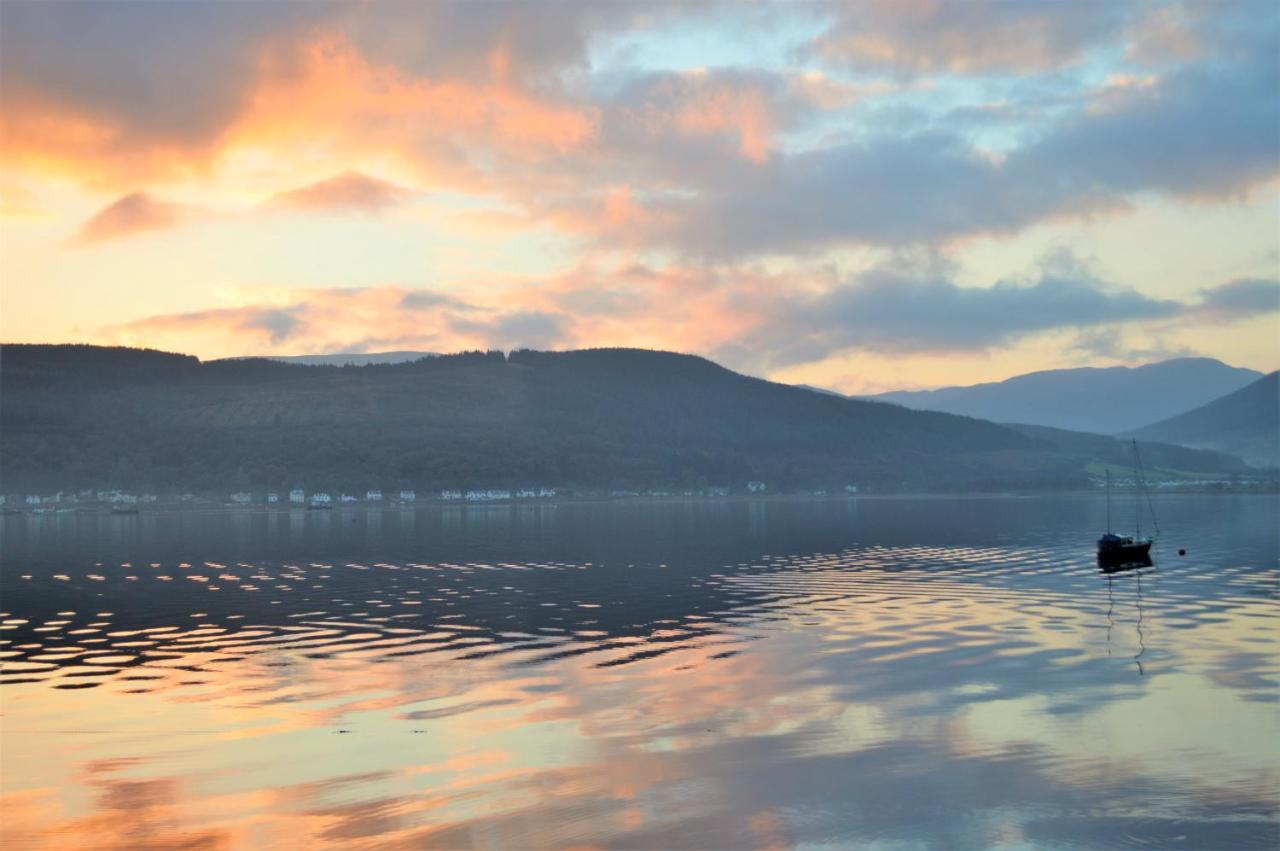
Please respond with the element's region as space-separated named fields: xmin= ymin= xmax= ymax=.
xmin=94 ymin=258 xmax=1263 ymax=376
xmin=808 ymin=0 xmax=1135 ymax=76
xmin=606 ymin=69 xmax=798 ymax=164
xmin=5 ymin=0 xmax=1276 ymax=260
xmin=494 ymin=311 xmax=568 ymax=350
xmin=583 ymin=57 xmax=1280 ymax=257
xmin=400 ymin=291 xmax=467 ymax=311
xmin=0 ymin=1 xmax=332 ymax=184
xmin=709 ymin=266 xmax=1184 ymax=372
xmin=0 ymin=2 xmax=631 ymax=188
xmin=102 ymin=286 xmax=574 ymax=357
xmin=1193 ymin=278 xmax=1280 ymax=319
xmin=266 ymin=171 xmax=409 ymax=212
xmin=1068 ymin=328 xmax=1200 ymax=363
xmin=73 ymin=191 xmax=192 ymax=244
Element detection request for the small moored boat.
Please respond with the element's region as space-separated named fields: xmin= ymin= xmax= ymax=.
xmin=1097 ymin=440 xmax=1157 ymax=568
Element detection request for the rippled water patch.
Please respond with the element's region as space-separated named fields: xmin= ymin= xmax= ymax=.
xmin=1 ymin=496 xmax=1276 ymax=849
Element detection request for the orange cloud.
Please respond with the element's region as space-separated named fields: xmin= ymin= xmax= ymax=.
xmin=3 ymin=29 xmax=598 ymax=195
xmin=73 ymin=192 xmax=193 ymax=244
xmin=226 ymin=36 xmax=600 ymax=192
xmin=99 ymin=285 xmax=566 ymax=358
xmin=0 ymin=90 xmax=221 ymax=189
xmin=623 ymin=71 xmax=783 ymax=164
xmin=672 ymin=75 xmax=776 ymax=164
xmin=266 ymin=171 xmax=409 ymax=212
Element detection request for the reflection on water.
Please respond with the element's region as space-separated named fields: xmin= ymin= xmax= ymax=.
xmin=1 ymin=496 xmax=1276 ymax=849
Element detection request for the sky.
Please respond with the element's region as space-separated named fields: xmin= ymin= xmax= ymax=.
xmin=1 ymin=0 xmax=1277 ymax=393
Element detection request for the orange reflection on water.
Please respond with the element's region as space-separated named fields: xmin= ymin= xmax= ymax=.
xmin=3 ymin=505 xmax=1277 ymax=849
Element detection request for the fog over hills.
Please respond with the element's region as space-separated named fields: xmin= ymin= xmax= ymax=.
xmin=866 ymin=358 xmax=1263 ymax=434
xmin=1128 ymin=372 xmax=1279 ymax=469
xmin=0 ymin=345 xmax=1255 ymax=496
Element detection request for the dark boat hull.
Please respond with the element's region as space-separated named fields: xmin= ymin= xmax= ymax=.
xmin=1097 ymin=538 xmax=1152 ymax=570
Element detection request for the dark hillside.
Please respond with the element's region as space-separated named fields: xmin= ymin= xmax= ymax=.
xmin=1008 ymin=424 xmax=1252 ymax=475
xmin=1127 ymin=372 xmax=1278 ymax=469
xmin=0 ymin=345 xmax=1252 ymax=494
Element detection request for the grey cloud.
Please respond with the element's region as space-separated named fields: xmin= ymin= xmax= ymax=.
xmin=400 ymin=291 xmax=467 ymax=311
xmin=713 ymin=268 xmax=1183 ymax=371
xmin=808 ymin=1 xmax=1137 ymax=77
xmin=240 ymin=308 xmax=302 ymax=345
xmin=0 ymin=1 xmax=331 ymax=147
xmin=1068 ymin=328 xmax=1199 ymax=362
xmin=1193 ymin=278 xmax=1280 ymax=319
xmin=625 ymin=57 xmax=1280 ymax=257
xmin=343 ymin=1 xmax=672 ymax=87
xmin=0 ymin=0 xmax=659 ymax=174
xmin=494 ymin=311 xmax=569 ymax=350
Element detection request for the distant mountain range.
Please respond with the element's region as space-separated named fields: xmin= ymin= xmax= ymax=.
xmin=864 ymin=358 xmax=1263 ymax=435
xmin=256 ymin=351 xmax=435 ymax=367
xmin=0 ymin=345 xmax=1255 ymax=495
xmin=1128 ymin=372 xmax=1278 ymax=469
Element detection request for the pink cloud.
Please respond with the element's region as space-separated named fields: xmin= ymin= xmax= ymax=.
xmin=266 ymin=171 xmax=409 ymax=212
xmin=73 ymin=191 xmax=193 ymax=244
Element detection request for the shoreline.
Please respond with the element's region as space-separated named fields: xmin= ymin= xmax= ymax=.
xmin=5 ymin=486 xmax=1276 ymax=518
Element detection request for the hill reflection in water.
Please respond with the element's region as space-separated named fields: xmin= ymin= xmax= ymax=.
xmin=1 ymin=496 xmax=1276 ymax=849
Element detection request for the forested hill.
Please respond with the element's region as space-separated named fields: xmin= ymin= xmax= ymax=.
xmin=0 ymin=345 xmax=1250 ymax=494
xmin=1128 ymin=372 xmax=1279 ymax=469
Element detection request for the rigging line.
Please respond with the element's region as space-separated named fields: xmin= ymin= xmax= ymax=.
xmin=1133 ymin=440 xmax=1160 ymax=538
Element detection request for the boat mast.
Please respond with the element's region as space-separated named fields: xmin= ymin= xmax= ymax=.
xmin=1133 ymin=439 xmax=1141 ymax=539
xmin=1105 ymin=468 xmax=1112 ymax=534
xmin=1132 ymin=438 xmax=1160 ymax=540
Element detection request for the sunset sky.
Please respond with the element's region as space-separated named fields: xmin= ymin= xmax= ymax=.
xmin=1 ymin=0 xmax=1277 ymax=393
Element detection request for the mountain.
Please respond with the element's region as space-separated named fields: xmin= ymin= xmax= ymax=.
xmin=1007 ymin=424 xmax=1250 ymax=476
xmin=1127 ymin=372 xmax=1278 ymax=469
xmin=793 ymin=383 xmax=848 ymax=398
xmin=0 ymin=345 xmax=1253 ymax=495
xmin=868 ymin=358 xmax=1263 ymax=434
xmin=256 ymin=351 xmax=435 ymax=367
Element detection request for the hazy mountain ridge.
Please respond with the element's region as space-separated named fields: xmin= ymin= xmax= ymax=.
xmin=1127 ymin=372 xmax=1279 ymax=469
xmin=867 ymin=358 xmax=1263 ymax=434
xmin=249 ymin=351 xmax=437 ymax=367
xmin=0 ymin=345 xmax=1256 ymax=495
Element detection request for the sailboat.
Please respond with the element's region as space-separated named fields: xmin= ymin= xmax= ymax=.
xmin=1097 ymin=439 xmax=1156 ymax=567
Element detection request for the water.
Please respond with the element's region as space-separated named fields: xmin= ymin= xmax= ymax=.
xmin=1 ymin=495 xmax=1276 ymax=849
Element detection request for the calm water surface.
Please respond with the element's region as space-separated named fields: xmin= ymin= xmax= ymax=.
xmin=1 ymin=495 xmax=1276 ymax=849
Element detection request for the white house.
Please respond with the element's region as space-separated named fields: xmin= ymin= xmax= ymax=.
xmin=267 ymin=493 xmax=280 ymax=504
xmin=844 ymin=484 xmax=859 ymax=494
xmin=25 ymin=495 xmax=41 ymax=506
xmin=399 ymin=490 xmax=416 ymax=502
xmin=311 ymin=492 xmax=332 ymax=504
xmin=366 ymin=490 xmax=383 ymax=502
xmin=289 ymin=488 xmax=306 ymax=503
xmin=516 ymin=489 xmax=536 ymax=498
xmin=440 ymin=489 xmax=462 ymax=500
xmin=747 ymin=481 xmax=767 ymax=493
xmin=230 ymin=492 xmax=252 ymax=504
xmin=538 ymin=488 xmax=557 ymax=498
